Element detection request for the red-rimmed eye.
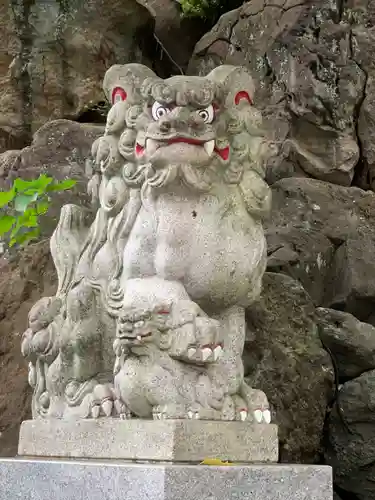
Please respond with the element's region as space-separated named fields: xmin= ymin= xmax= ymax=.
xmin=234 ymin=91 xmax=253 ymax=105
xmin=112 ymin=87 xmax=127 ymax=104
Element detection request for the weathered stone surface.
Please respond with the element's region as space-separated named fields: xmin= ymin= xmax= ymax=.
xmin=325 ymin=370 xmax=375 ymax=500
xmin=317 ymin=308 xmax=375 ymax=381
xmin=245 ymin=272 xmax=334 ymax=463
xmin=0 ymin=0 xmax=153 ymax=150
xmin=188 ymin=0 xmax=369 ymax=187
xmin=18 ymin=419 xmax=278 ymax=463
xmin=266 ymin=177 xmax=375 ymax=313
xmin=0 ymin=459 xmax=333 ymax=500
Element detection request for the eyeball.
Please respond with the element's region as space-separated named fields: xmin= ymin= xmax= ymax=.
xmin=197 ymin=104 xmax=214 ymax=124
xmin=152 ymin=101 xmax=170 ymax=121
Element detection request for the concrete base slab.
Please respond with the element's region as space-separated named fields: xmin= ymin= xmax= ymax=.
xmin=18 ymin=418 xmax=278 ymax=463
xmin=0 ymin=459 xmax=332 ymax=500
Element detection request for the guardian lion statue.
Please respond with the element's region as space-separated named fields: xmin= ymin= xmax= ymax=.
xmin=21 ymin=63 xmax=273 ymax=425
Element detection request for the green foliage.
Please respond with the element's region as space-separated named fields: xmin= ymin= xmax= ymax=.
xmin=0 ymin=174 xmax=76 ymax=248
xmin=178 ymin=0 xmax=243 ymax=20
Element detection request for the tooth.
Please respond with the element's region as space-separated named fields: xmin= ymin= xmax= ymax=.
xmin=194 ymin=412 xmax=200 ymax=419
xmin=263 ymin=409 xmax=271 ymax=424
xmin=254 ymin=409 xmax=263 ymax=423
xmin=213 ymin=345 xmax=223 ymax=361
xmin=240 ymin=410 xmax=247 ymax=421
xmin=187 ymin=411 xmax=194 ymax=419
xmin=187 ymin=348 xmax=197 ymax=359
xmin=137 ymin=335 xmax=142 ymax=341
xmin=203 ymin=140 xmax=215 ymax=156
xmin=102 ymin=400 xmax=113 ymax=417
xmin=201 ymin=347 xmax=212 ymax=361
xmin=146 ymin=138 xmax=160 ymax=155
xmin=91 ymin=405 xmax=100 ymax=419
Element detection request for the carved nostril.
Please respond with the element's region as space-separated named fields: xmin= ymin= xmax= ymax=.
xmin=160 ymin=120 xmax=171 ymax=132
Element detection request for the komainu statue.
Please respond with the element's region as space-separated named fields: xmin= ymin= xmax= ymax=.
xmin=21 ymin=63 xmax=274 ymax=424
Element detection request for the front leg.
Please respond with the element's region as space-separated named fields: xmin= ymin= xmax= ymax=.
xmin=211 ymin=305 xmax=246 ymax=396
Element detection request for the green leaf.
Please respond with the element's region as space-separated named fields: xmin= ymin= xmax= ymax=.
xmin=14 ymin=193 xmax=38 ymax=212
xmin=10 ymin=227 xmax=40 ymax=247
xmin=36 ymin=200 xmax=49 ymax=215
xmin=47 ymin=179 xmax=76 ymax=192
xmin=0 ymin=189 xmax=15 ymax=208
xmin=0 ymin=214 xmax=16 ymax=236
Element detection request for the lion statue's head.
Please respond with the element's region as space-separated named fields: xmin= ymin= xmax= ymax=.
xmin=90 ymin=64 xmax=274 ymax=214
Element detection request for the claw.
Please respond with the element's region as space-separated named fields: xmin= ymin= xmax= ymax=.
xmin=240 ymin=410 xmax=248 ymax=422
xmin=114 ymin=400 xmax=122 ymax=414
xmin=253 ymin=409 xmax=263 ymax=423
xmin=213 ymin=345 xmax=223 ymax=361
xmin=187 ymin=348 xmax=197 ymax=359
xmin=91 ymin=405 xmax=100 ymax=419
xmin=263 ymin=409 xmax=271 ymax=424
xmin=201 ymin=347 xmax=212 ymax=362
xmin=102 ymin=400 xmax=113 ymax=417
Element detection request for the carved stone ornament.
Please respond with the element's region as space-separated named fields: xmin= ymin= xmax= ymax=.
xmin=21 ymin=63 xmax=274 ymax=424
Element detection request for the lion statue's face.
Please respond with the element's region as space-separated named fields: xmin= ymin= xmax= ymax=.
xmin=99 ymin=64 xmax=273 ymax=197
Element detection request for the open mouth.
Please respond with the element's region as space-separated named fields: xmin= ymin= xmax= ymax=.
xmin=135 ymin=137 xmax=230 ymax=161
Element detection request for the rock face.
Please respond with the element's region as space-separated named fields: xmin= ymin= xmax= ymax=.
xmin=326 ymin=370 xmax=375 ymax=500
xmin=317 ymin=308 xmax=375 ymax=381
xmin=188 ymin=0 xmax=373 ymax=189
xmin=245 ymin=272 xmax=334 ymax=463
xmin=265 ymin=177 xmax=375 ymax=320
xmin=0 ymin=0 xmax=153 ymax=151
xmin=0 ymin=241 xmax=56 ymax=457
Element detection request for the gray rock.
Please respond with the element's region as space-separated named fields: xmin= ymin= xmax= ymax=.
xmin=188 ymin=0 xmax=367 ymax=188
xmin=0 ymin=459 xmax=333 ymax=500
xmin=325 ymin=370 xmax=375 ymax=500
xmin=317 ymin=308 xmax=375 ymax=381
xmin=265 ymin=177 xmax=375 ymax=316
xmin=245 ymin=272 xmax=334 ymax=463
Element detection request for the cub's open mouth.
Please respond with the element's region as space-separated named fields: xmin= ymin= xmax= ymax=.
xmin=135 ymin=137 xmax=230 ymax=161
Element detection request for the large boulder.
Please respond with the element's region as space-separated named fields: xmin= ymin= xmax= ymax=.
xmin=325 ymin=370 xmax=375 ymax=500
xmin=266 ymin=177 xmax=375 ymax=321
xmin=317 ymin=308 xmax=375 ymax=382
xmin=188 ymin=0 xmax=372 ymax=188
xmin=0 ymin=0 xmax=153 ymax=151
xmin=245 ymin=272 xmax=334 ymax=463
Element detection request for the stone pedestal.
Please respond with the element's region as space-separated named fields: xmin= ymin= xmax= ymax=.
xmin=0 ymin=459 xmax=332 ymax=500
xmin=18 ymin=419 xmax=278 ymax=463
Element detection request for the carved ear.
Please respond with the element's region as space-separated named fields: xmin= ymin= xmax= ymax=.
xmin=206 ymin=65 xmax=255 ymax=108
xmin=103 ymin=63 xmax=157 ymax=105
